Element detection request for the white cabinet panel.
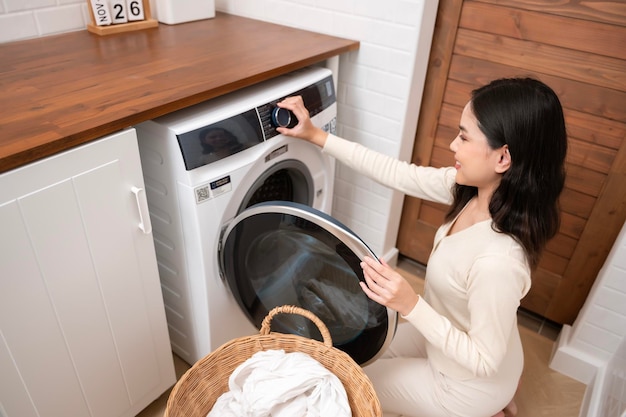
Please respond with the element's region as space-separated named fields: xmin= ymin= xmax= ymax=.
xmin=0 ymin=331 xmax=40 ymax=417
xmin=0 ymin=200 xmax=92 ymax=416
xmin=0 ymin=129 xmax=175 ymax=417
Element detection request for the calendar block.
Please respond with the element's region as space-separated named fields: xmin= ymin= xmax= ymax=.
xmin=109 ymin=0 xmax=128 ymax=24
xmin=90 ymin=0 xmax=112 ymax=26
xmin=126 ymin=0 xmax=145 ymax=22
xmin=87 ymin=0 xmax=157 ymax=36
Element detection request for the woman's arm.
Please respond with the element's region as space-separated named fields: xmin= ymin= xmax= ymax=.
xmin=278 ymin=96 xmax=456 ymax=203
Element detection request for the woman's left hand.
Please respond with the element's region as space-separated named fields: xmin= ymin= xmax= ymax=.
xmin=360 ymin=256 xmax=420 ymax=316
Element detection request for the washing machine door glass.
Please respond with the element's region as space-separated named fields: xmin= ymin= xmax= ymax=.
xmin=219 ymin=202 xmax=397 ymax=365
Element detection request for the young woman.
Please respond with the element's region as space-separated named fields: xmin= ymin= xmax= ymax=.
xmin=276 ymin=77 xmax=567 ymax=417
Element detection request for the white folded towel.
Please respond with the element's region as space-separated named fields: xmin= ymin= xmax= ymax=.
xmin=208 ymin=349 xmax=351 ymax=417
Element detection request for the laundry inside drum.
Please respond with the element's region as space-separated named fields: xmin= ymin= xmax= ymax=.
xmin=246 ymin=228 xmax=373 ymax=344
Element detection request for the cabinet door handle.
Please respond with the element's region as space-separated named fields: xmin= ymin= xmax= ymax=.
xmin=131 ymin=186 xmax=152 ymax=234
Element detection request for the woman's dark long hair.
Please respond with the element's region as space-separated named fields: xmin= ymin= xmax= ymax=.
xmin=445 ymin=78 xmax=567 ymax=269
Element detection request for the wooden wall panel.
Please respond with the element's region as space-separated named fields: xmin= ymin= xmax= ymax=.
xmin=564 ymin=109 xmax=624 ymax=150
xmin=564 ymin=165 xmax=606 ymax=198
xmin=559 ymin=212 xmax=587 ymax=241
xmin=567 ymin=138 xmax=616 ymax=174
xmin=559 ymin=188 xmax=595 ymax=219
xmin=420 ymin=201 xmax=448 ymax=225
xmin=475 ymin=0 xmax=626 ymax=27
xmin=397 ymin=0 xmax=465 ymax=254
xmin=539 ymin=251 xmax=568 ymax=276
xmin=545 ymin=233 xmax=578 ymax=260
xmin=546 ymin=144 xmax=626 ymax=321
xmin=397 ymin=0 xmax=626 ymax=324
xmin=461 ymin=2 xmax=626 ymax=59
xmin=448 ymin=54 xmax=626 ymax=122
xmin=454 ymin=28 xmax=625 ymax=91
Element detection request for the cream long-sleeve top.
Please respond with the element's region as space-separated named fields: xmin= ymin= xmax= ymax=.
xmin=323 ymin=134 xmax=531 ymax=380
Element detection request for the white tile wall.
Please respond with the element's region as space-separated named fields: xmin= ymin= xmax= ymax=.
xmin=0 ymin=0 xmax=87 ymax=43
xmin=599 ymin=336 xmax=626 ymax=416
xmin=577 ymin=331 xmax=626 ymax=417
xmin=551 ymin=221 xmax=626 ymax=416
xmin=1 ymin=0 xmax=440 ymax=263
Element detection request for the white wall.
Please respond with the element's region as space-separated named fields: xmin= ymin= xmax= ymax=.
xmin=0 ymin=0 xmax=90 ymax=43
xmin=579 ymin=336 xmax=626 ymax=417
xmin=0 ymin=0 xmax=439 ymax=263
xmin=550 ymin=222 xmax=626 ymax=416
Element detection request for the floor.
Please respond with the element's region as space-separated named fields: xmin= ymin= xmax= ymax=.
xmin=137 ymin=256 xmax=587 ymax=417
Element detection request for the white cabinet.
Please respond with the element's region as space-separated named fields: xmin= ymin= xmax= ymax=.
xmin=0 ymin=129 xmax=175 ymax=417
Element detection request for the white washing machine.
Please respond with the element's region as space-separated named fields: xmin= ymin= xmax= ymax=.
xmin=136 ymin=66 xmax=396 ymax=366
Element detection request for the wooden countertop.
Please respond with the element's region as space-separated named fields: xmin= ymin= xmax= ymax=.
xmin=0 ymin=13 xmax=358 ymax=173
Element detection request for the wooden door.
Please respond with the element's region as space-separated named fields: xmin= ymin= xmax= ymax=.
xmin=397 ymin=0 xmax=626 ymax=325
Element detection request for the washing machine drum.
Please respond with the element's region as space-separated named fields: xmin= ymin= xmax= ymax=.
xmin=219 ymin=201 xmax=397 ymax=366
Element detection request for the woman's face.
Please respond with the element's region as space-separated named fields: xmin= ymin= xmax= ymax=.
xmin=449 ymin=102 xmax=507 ymax=191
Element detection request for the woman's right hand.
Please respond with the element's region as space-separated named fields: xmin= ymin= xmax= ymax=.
xmin=360 ymin=257 xmax=420 ymax=316
xmin=276 ymin=96 xmax=329 ymax=148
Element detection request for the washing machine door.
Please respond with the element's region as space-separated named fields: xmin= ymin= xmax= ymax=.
xmin=219 ymin=201 xmax=397 ymax=366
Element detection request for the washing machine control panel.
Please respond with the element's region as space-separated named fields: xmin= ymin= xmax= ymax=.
xmin=259 ymin=74 xmax=335 ymax=141
xmin=257 ymin=104 xmax=295 ymax=140
xmin=270 ymin=107 xmax=292 ymax=127
xmin=176 ymin=74 xmax=335 ymax=171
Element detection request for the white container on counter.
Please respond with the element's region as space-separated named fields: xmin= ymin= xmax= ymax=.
xmin=152 ymin=0 xmax=215 ymax=24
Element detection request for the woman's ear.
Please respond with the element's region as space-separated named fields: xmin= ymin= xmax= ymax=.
xmin=495 ymin=145 xmax=511 ymax=174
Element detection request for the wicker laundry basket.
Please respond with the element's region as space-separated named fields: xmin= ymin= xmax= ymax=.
xmin=164 ymin=305 xmax=382 ymax=417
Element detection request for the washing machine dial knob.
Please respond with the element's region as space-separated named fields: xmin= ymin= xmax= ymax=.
xmin=271 ymin=107 xmax=293 ymax=128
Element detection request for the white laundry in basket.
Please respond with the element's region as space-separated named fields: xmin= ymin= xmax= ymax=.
xmin=208 ymin=349 xmax=350 ymax=417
